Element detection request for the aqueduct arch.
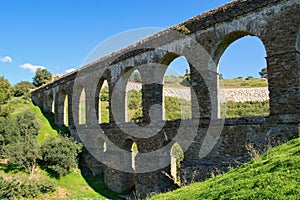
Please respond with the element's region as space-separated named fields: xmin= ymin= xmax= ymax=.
xmin=31 ymin=0 xmax=300 ymax=198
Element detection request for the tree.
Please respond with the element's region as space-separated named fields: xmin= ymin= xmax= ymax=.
xmin=259 ymin=67 xmax=267 ymax=78
xmin=219 ymin=73 xmax=223 ymax=80
xmin=0 ymin=116 xmax=17 ymax=145
xmin=0 ymin=76 xmax=12 ymax=105
xmin=5 ymin=135 xmax=40 ymax=175
xmin=15 ymin=110 xmax=40 ymax=136
xmin=33 ymin=68 xmax=52 ymax=87
xmin=180 ymin=69 xmax=191 ymax=87
xmin=40 ymin=136 xmax=82 ymax=176
xmin=100 ymin=86 xmax=109 ymax=101
xmin=2 ymin=111 xmax=41 ymax=175
xmin=14 ymin=81 xmax=35 ymax=97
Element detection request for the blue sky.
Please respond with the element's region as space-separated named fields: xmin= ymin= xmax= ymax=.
xmin=0 ymin=0 xmax=266 ymax=85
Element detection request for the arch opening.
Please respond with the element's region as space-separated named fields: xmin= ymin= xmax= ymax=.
xmin=123 ymin=138 xmax=138 ymax=170
xmin=162 ymin=55 xmax=192 ymax=121
xmin=57 ymin=90 xmax=69 ymax=127
xmin=63 ymin=95 xmax=69 ymax=126
xmin=170 ymin=142 xmax=184 ymax=184
xmin=97 ymin=79 xmax=110 ymax=124
xmin=46 ymin=93 xmax=54 ymax=113
xmin=126 ymin=70 xmax=142 ymax=122
xmin=78 ymin=88 xmax=86 ymax=125
xmin=216 ymin=32 xmax=269 ymax=118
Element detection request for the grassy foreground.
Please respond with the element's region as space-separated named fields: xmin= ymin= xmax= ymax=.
xmin=150 ymin=137 xmax=300 ymax=200
xmin=1 ymin=99 xmax=118 ymax=199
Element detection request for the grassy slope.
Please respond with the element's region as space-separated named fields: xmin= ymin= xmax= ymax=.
xmin=2 ymin=99 xmax=118 ymax=200
xmin=150 ymin=138 xmax=300 ymax=200
xmin=164 ymin=76 xmax=268 ymax=88
xmin=220 ymin=77 xmax=268 ymax=88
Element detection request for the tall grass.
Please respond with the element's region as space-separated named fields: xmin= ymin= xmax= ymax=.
xmin=150 ymin=137 xmax=300 ymax=200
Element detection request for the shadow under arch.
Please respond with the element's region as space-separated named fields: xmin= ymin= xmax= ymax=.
xmin=72 ymin=84 xmax=86 ymax=125
xmin=56 ymin=89 xmax=69 ymax=127
xmin=45 ymin=93 xmax=54 ymax=114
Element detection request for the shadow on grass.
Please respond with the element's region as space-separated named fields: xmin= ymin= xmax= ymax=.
xmin=36 ymin=106 xmax=69 ymax=137
xmin=0 ymin=163 xmax=24 ymax=174
xmin=39 ymin=165 xmax=61 ymax=179
xmin=40 ymin=164 xmax=121 ymax=199
xmin=83 ymin=174 xmax=122 ymax=199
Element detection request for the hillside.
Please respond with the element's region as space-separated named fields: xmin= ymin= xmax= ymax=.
xmin=0 ymin=99 xmax=119 ymax=199
xmin=149 ymin=137 xmax=300 ymax=199
xmin=163 ymin=76 xmax=268 ymax=88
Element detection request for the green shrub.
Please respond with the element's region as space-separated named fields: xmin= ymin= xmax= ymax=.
xmin=164 ymin=96 xmax=191 ymax=120
xmin=222 ymin=101 xmax=269 ymax=118
xmin=40 ymin=136 xmax=82 ymax=176
xmin=0 ymin=76 xmax=13 ymax=105
xmin=36 ymin=178 xmax=56 ymax=193
xmin=14 ymin=81 xmax=35 ymax=98
xmin=0 ymin=176 xmax=56 ymax=199
xmin=127 ymin=89 xmax=142 ymax=110
xmin=100 ymin=86 xmax=109 ymax=101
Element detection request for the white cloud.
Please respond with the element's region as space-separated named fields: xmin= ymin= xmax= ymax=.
xmin=65 ymin=68 xmax=76 ymax=73
xmin=20 ymin=63 xmax=45 ymax=73
xmin=0 ymin=56 xmax=12 ymax=63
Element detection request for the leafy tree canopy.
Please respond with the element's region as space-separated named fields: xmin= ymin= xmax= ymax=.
xmin=40 ymin=136 xmax=82 ymax=176
xmin=33 ymin=68 xmax=52 ymax=87
xmin=14 ymin=81 xmax=35 ymax=97
xmin=259 ymin=67 xmax=267 ymax=78
xmin=0 ymin=76 xmax=12 ymax=104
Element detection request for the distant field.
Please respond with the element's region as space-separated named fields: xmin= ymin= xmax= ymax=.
xmin=220 ymin=77 xmax=268 ymax=88
xmin=164 ymin=76 xmax=268 ymax=88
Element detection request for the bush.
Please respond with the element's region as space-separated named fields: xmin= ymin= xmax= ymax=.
xmin=36 ymin=178 xmax=56 ymax=193
xmin=100 ymin=86 xmax=109 ymax=101
xmin=127 ymin=89 xmax=142 ymax=109
xmin=16 ymin=110 xmax=40 ymax=136
xmin=14 ymin=81 xmax=35 ymax=98
xmin=33 ymin=68 xmax=52 ymax=87
xmin=164 ymin=96 xmax=191 ymax=120
xmin=0 ymin=176 xmax=56 ymax=199
xmin=0 ymin=76 xmax=13 ymax=105
xmin=222 ymin=101 xmax=270 ymax=118
xmin=1 ymin=111 xmax=41 ymax=174
xmin=40 ymin=136 xmax=82 ymax=176
xmin=0 ymin=104 xmax=12 ymax=118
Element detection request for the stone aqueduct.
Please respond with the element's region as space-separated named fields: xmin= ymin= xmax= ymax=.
xmin=31 ymin=0 xmax=299 ymax=198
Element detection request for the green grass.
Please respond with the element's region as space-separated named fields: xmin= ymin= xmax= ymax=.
xmin=164 ymin=96 xmax=191 ymax=120
xmin=222 ymin=101 xmax=269 ymax=118
xmin=149 ymin=137 xmax=300 ymax=200
xmin=220 ymin=77 xmax=268 ymax=88
xmin=46 ymin=170 xmax=118 ymax=199
xmin=100 ymin=101 xmax=109 ymax=123
xmin=164 ymin=76 xmax=268 ymax=88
